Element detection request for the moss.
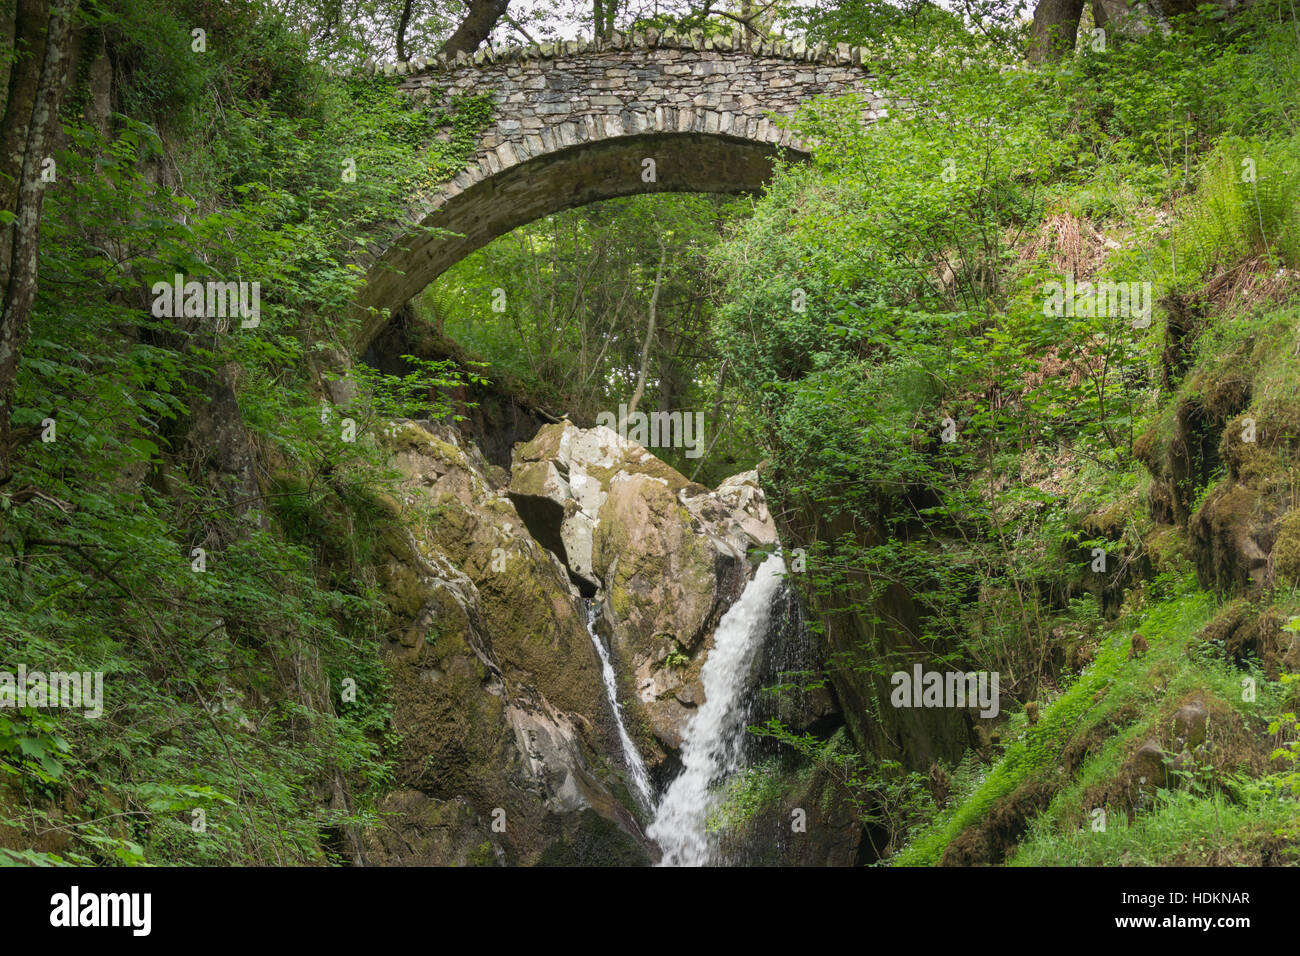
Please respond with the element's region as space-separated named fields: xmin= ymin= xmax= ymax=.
xmin=1143 ymin=523 xmax=1191 ymax=575
xmin=939 ymin=778 xmax=1057 ymax=866
xmin=1197 ymin=597 xmax=1255 ymax=648
xmin=583 ymin=455 xmax=693 ymax=494
xmin=388 ymin=656 xmax=506 ymax=798
xmin=508 ymin=460 xmax=558 ymax=499
xmin=534 ymin=808 xmax=653 ymax=867
xmin=1081 ymin=496 xmax=1135 ymax=542
xmin=467 ymin=840 xmax=495 ymax=867
xmin=385 ymin=420 xmax=441 ymax=452
xmin=595 ymin=475 xmax=716 ymax=645
xmin=513 ymin=423 xmax=566 ymax=464
xmin=1190 ymin=481 xmax=1262 ymax=593
xmin=1274 ymin=509 xmax=1300 ymax=586
xmin=1132 ymin=421 xmax=1167 ymax=477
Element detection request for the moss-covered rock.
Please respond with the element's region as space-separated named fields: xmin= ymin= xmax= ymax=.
xmin=710 ymin=756 xmax=867 ymax=866
xmin=362 ymin=420 xmax=655 ymax=865
xmin=1273 ymin=509 xmax=1300 ymax=586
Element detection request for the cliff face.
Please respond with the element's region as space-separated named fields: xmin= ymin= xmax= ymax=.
xmin=357 ymin=418 xmax=791 ymax=864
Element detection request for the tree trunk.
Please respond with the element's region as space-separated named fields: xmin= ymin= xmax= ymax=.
xmin=0 ymin=0 xmax=17 ymax=113
xmin=1092 ymin=0 xmax=1164 ymax=38
xmin=439 ymin=0 xmax=511 ymax=58
xmin=622 ymin=243 xmax=665 ymax=425
xmin=0 ymin=0 xmax=78 ymax=486
xmin=395 ymin=0 xmax=414 ymax=60
xmin=1027 ymin=0 xmax=1084 ymax=64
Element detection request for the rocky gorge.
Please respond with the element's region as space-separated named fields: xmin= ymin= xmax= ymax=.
xmin=355 ymin=413 xmax=847 ymax=865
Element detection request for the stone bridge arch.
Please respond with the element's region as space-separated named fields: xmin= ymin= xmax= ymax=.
xmin=353 ymin=30 xmax=884 ymax=351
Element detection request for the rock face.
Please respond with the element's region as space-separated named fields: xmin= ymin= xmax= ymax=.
xmin=366 ymin=421 xmax=654 ymax=865
xmin=508 ymin=423 xmax=779 ymax=764
xmin=717 ymin=760 xmax=866 ymax=867
xmin=364 ymin=419 xmax=781 ymax=863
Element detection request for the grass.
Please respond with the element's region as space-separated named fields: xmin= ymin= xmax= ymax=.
xmin=893 ymin=581 xmax=1217 ymax=866
xmin=1010 ymin=789 xmax=1300 ymax=866
xmin=893 ymin=567 xmax=1300 ymax=866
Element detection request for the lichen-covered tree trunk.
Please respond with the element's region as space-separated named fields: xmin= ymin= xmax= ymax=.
xmin=0 ymin=0 xmax=77 ymax=486
xmin=1027 ymin=0 xmax=1085 ymax=64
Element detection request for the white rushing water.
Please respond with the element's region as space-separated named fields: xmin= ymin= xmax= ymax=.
xmin=585 ymin=604 xmax=656 ymax=811
xmin=647 ymin=554 xmax=786 ymax=866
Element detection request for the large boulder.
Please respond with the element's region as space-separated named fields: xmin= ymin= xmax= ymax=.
xmin=507 ymin=423 xmax=779 ymax=763
xmin=714 ymin=757 xmax=866 ymax=866
xmin=508 ymin=423 xmax=704 ymax=590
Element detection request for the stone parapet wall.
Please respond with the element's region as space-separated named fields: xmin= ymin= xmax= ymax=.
xmin=352 ymin=32 xmax=883 ymax=348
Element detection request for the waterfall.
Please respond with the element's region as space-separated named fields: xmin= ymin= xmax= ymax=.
xmin=585 ymin=604 xmax=656 ymax=811
xmin=647 ymin=553 xmax=786 ymax=866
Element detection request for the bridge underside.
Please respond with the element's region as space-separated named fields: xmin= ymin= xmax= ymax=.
xmin=354 ymin=131 xmax=805 ymax=351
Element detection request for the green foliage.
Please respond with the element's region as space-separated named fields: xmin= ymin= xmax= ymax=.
xmin=663 ymin=649 xmax=690 ymax=669
xmin=335 ymin=355 xmax=488 ymax=424
xmin=430 ymin=192 xmax=759 ymax=483
xmin=707 ymin=758 xmax=788 ymax=832
xmin=0 ymin=712 xmax=71 ymax=784
xmin=788 ymin=0 xmax=984 ymax=52
xmin=1010 ymin=789 xmax=1300 ymax=866
xmin=8 ymin=0 xmax=1300 ymax=870
xmin=1255 ymin=662 xmax=1300 ymax=800
xmin=712 ymin=14 xmax=1300 ymax=851
xmin=1175 ymin=133 xmax=1300 ymax=276
xmin=0 ymin=0 xmax=496 ymax=865
xmin=749 ymin=721 xmax=935 ymax=856
xmin=91 ymin=0 xmax=208 ymax=121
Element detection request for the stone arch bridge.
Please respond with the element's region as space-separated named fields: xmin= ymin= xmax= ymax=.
xmin=354 ymin=30 xmax=885 ymax=351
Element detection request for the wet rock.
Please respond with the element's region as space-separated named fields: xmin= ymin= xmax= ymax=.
xmin=717 ymin=758 xmax=866 ymax=866
xmin=368 ymin=420 xmax=654 ymax=865
xmin=1172 ymin=692 xmax=1209 ymax=749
